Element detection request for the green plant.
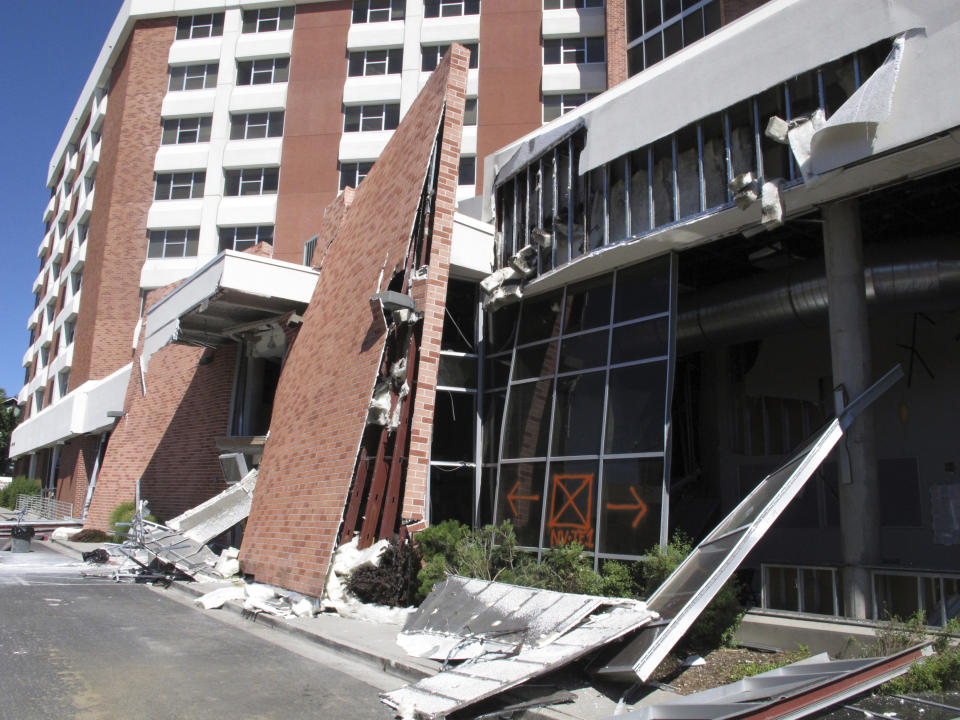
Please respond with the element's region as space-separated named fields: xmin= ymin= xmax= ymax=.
xmin=0 ymin=476 xmax=41 ymax=509
xmin=638 ymin=532 xmax=743 ymax=654
xmin=873 ymin=614 xmax=960 ymax=694
xmin=107 ymin=501 xmax=156 ymax=543
xmin=727 ymin=646 xmax=810 ymax=682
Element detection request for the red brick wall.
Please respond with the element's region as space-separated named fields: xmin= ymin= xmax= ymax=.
xmin=84 ymin=285 xmax=236 ymax=529
xmin=239 ymin=46 xmax=470 ymax=597
xmin=55 ymin=435 xmax=102 ymax=519
xmin=721 ymin=0 xmax=770 ymax=23
xmin=70 ymin=18 xmax=175 ymax=391
xmin=476 ymin=0 xmax=543 ymax=189
xmin=606 ymin=0 xmax=628 ymax=88
xmin=272 ymin=2 xmax=352 ymax=264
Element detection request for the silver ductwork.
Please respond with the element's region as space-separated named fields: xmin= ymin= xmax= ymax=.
xmin=678 ymin=238 xmax=960 ymax=352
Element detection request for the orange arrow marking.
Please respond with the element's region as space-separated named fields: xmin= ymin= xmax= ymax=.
xmin=507 ymin=481 xmax=540 ymax=516
xmin=606 ymin=487 xmax=648 ymax=528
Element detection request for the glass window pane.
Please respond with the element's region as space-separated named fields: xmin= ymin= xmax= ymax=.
xmin=485 ymin=354 xmax=511 ymax=390
xmin=430 ymin=465 xmax=474 ymax=526
xmin=600 ymin=458 xmax=663 ymax=555
xmin=766 ymin=566 xmax=800 ymax=611
xmin=496 ymin=462 xmax=546 ymax=547
xmin=609 ymin=157 xmax=627 ymax=243
xmin=545 ymin=460 xmax=598 ymax=549
xmin=503 ymin=379 xmax=553 ymax=459
xmin=702 ymin=114 xmax=727 ymax=209
xmin=605 ymin=360 xmax=667 ymax=454
xmin=558 ymin=330 xmax=608 ymax=374
xmin=438 ymin=355 xmax=477 ymax=388
xmin=614 ymin=256 xmax=670 ymax=323
xmin=483 ymin=390 xmax=505 ymax=463
xmin=563 ymin=274 xmax=611 ymax=335
xmin=652 ymin=136 xmax=675 ymax=226
xmin=802 ymin=568 xmax=836 ymax=615
xmin=552 ymin=371 xmax=605 ymax=456
xmin=629 ymin=147 xmax=650 ymax=234
xmin=587 ymin=167 xmax=605 ymax=250
xmin=432 ymin=390 xmax=475 ymax=461
xmin=514 ymin=341 xmax=557 ymax=381
xmin=611 ymin=316 xmax=668 ymax=364
xmin=517 ymin=289 xmax=562 ymax=344
xmin=486 ymin=303 xmax=519 ymax=354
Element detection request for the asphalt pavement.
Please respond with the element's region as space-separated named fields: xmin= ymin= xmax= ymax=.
xmin=0 ymin=544 xmax=399 ymax=720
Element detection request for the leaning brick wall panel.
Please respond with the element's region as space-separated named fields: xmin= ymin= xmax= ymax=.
xmin=70 ymin=19 xmax=175 ymax=391
xmin=606 ymin=0 xmax=628 ymax=87
xmin=84 ymin=283 xmax=236 ymax=529
xmin=240 ymin=47 xmax=470 ymax=597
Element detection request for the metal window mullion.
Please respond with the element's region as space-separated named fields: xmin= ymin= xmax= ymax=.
xmin=624 ymin=152 xmax=632 ymax=239
xmin=722 ymin=111 xmax=733 ymax=202
xmin=474 ymin=296 xmax=485 ymax=527
xmin=671 ymin=135 xmax=679 ymax=222
xmin=659 ymin=252 xmax=678 ymax=546
xmin=536 ymin=285 xmax=568 ymax=560
xmin=626 ymin=0 xmax=713 ymax=50
xmin=783 ymin=83 xmax=796 ymax=180
xmin=551 ymin=148 xmax=559 ymax=268
xmin=646 ymin=146 xmax=654 ymax=230
xmin=593 ymin=268 xmax=617 ymax=571
xmin=492 ymin=301 xmax=522 ymax=527
xmin=602 ymin=162 xmax=609 ymax=246
xmin=696 ymin=122 xmax=706 ymax=213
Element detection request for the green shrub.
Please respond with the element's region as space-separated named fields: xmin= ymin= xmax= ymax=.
xmin=108 ymin=502 xmax=156 ymax=543
xmin=875 ymin=615 xmax=960 ymax=694
xmin=638 ymin=532 xmax=743 ymax=654
xmin=0 ymin=476 xmax=41 ymax=509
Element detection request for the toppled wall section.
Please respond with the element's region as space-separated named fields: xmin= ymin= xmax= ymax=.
xmin=239 ymin=45 xmax=470 ymax=597
xmin=84 ymin=283 xmax=236 ymax=529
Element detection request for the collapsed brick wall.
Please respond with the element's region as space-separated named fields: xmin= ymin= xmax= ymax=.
xmin=83 ymin=285 xmax=236 ymax=529
xmin=239 ymin=46 xmax=470 ymax=597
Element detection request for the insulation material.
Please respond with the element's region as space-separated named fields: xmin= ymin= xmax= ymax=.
xmin=787 ymin=109 xmax=827 ymax=181
xmin=166 ymin=469 xmax=258 ymax=544
xmin=322 ymin=536 xmax=415 ymax=625
xmin=930 ymin=483 xmax=960 ymax=545
xmin=383 ymin=600 xmax=655 ymax=719
xmin=760 ymin=181 xmax=784 ymax=229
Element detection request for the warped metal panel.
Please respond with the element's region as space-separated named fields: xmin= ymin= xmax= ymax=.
xmin=598 ymin=366 xmax=904 ymax=682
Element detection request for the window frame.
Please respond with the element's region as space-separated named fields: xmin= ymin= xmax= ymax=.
xmin=223 ymin=167 xmax=280 ymax=197
xmin=236 ymin=57 xmax=290 ymax=86
xmin=458 ymin=156 xmax=476 ymax=186
xmin=343 ymin=103 xmax=401 ymax=132
xmin=241 ymin=6 xmax=295 ymax=33
xmin=542 ymin=92 xmax=597 ymax=122
xmin=147 ymin=228 xmax=200 ymax=259
xmin=352 ymin=0 xmax=406 ymax=23
xmin=543 ymin=36 xmax=605 ymax=65
xmin=464 ymin=97 xmax=478 ymax=126
xmin=423 ymin=0 xmax=480 ymax=18
xmin=339 ymin=161 xmax=374 ymax=190
xmin=168 ymin=63 xmax=219 ymax=91
xmin=347 ymin=48 xmax=404 ymax=76
xmin=230 ymin=111 xmax=285 ymax=140
xmin=218 ymin=225 xmax=275 ymax=253
xmin=175 ymin=13 xmax=224 ymax=40
xmin=544 ymin=0 xmax=603 ymax=7
xmin=161 ymin=116 xmax=213 ymax=145
xmin=154 ymin=171 xmax=206 ymax=200
xmin=422 ymin=42 xmax=479 ymax=71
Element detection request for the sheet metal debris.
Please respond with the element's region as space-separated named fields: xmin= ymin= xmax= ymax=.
xmin=166 ymin=469 xmax=258 ymax=545
xmin=382 ymin=576 xmax=655 ymax=718
xmin=609 ymin=644 xmax=932 ymax=720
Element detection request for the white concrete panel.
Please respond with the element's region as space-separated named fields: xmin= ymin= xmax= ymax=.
xmin=347 ymin=22 xmax=405 ymax=49
xmin=541 ymin=7 xmax=605 ymax=38
xmin=168 ymin=37 xmax=224 ymax=65
xmin=154 ymin=144 xmax=212 ymax=172
xmin=400 ymin=0 xmax=425 ymax=115
xmin=221 ymin=138 xmax=284 ymax=168
xmin=216 ymin=195 xmax=278 ymax=226
xmin=234 ymin=29 xmax=293 ymax=60
xmin=78 ymin=190 xmax=95 ymax=224
xmin=162 ymin=89 xmax=218 ymax=117
xmin=338 ymin=131 xmax=393 ymax=161
xmin=450 ymin=212 xmax=494 ymax=279
xmin=140 ymin=257 xmax=210 ymax=290
xmin=419 ymin=15 xmax=481 ymax=43
xmin=342 ymin=76 xmax=403 ymax=104
xmin=461 ymin=126 xmax=477 ymax=155
xmin=147 ymin=199 xmax=205 ymax=229
xmin=228 ymin=84 xmax=288 ymax=112
xmin=541 ymin=63 xmax=606 ymax=93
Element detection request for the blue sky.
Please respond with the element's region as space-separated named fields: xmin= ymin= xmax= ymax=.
xmin=0 ymin=1 xmax=122 ymax=399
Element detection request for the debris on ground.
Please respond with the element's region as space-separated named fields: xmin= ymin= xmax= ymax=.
xmin=322 ymin=536 xmax=415 ymax=625
xmin=197 ymin=581 xmax=318 ymax=619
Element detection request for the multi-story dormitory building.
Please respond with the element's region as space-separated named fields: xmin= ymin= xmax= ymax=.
xmin=11 ymin=0 xmax=960 ymax=628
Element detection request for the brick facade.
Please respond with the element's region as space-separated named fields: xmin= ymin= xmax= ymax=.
xmin=239 ymin=46 xmax=470 ymax=597
xmin=605 ymin=0 xmax=628 ymax=88
xmin=721 ymin=0 xmax=770 ymax=23
xmin=54 ymin=435 xmax=103 ymax=519
xmin=272 ymin=1 xmax=353 ymax=265
xmin=69 ymin=19 xmax=175 ymax=391
xmin=83 ymin=284 xmax=236 ymax=529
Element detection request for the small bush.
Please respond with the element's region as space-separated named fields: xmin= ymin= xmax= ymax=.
xmin=346 ymin=538 xmax=421 ymax=607
xmin=875 ymin=615 xmax=960 ymax=694
xmin=0 ymin=476 xmax=41 ymax=509
xmin=108 ymin=502 xmax=156 ymax=543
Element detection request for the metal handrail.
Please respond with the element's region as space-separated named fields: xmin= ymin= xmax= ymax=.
xmin=15 ymin=494 xmax=75 ymax=521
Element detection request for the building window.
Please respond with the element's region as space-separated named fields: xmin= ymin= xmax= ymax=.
xmin=458 ymin=156 xmax=476 ymax=185
xmin=175 ymin=13 xmax=224 ymax=40
xmin=464 ymin=97 xmax=478 ymax=126
xmin=224 ymin=168 xmax=280 ymax=196
xmin=34 ymin=389 xmax=44 ymax=413
xmin=424 ymin=0 xmax=480 ymax=18
xmin=219 ymin=226 xmax=274 ymax=252
xmin=422 ymin=43 xmax=478 ymax=71
xmin=70 ymin=269 xmax=82 ymax=294
xmin=64 ymin=319 xmax=76 ymax=344
xmin=58 ymin=371 xmax=70 ymax=398
xmin=353 ymin=0 xmax=405 ymax=23
xmin=544 ymin=0 xmax=603 ymax=7
xmin=77 ymin=223 xmax=88 ymax=244
xmin=339 ymin=161 xmax=373 ymax=190
xmin=626 ymin=0 xmax=720 ymax=75
xmin=303 ymin=235 xmax=318 ymax=265
xmin=542 ymin=92 xmax=597 ymax=122
xmin=237 ymin=57 xmax=290 ymax=85
xmin=242 ymin=6 xmax=295 ymax=33
xmin=543 ymin=36 xmax=605 ymax=64
xmin=169 ymin=63 xmax=218 ymax=91
xmin=148 ymin=228 xmax=200 ymax=258
xmin=348 ymin=49 xmax=403 ymax=76
xmin=39 ymin=344 xmax=50 ymax=368
xmin=154 ymin=172 xmax=206 ymax=200
xmin=343 ymin=104 xmax=400 ymax=132
xmin=46 ymin=301 xmax=56 ymax=324
xmin=161 ymin=116 xmax=212 ymax=145
xmin=230 ymin=111 xmax=285 ymax=140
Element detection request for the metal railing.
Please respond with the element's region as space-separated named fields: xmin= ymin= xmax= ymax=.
xmin=15 ymin=494 xmax=75 ymax=521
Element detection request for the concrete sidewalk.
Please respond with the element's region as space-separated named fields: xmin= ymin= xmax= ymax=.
xmin=42 ymin=537 xmax=676 ymax=719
